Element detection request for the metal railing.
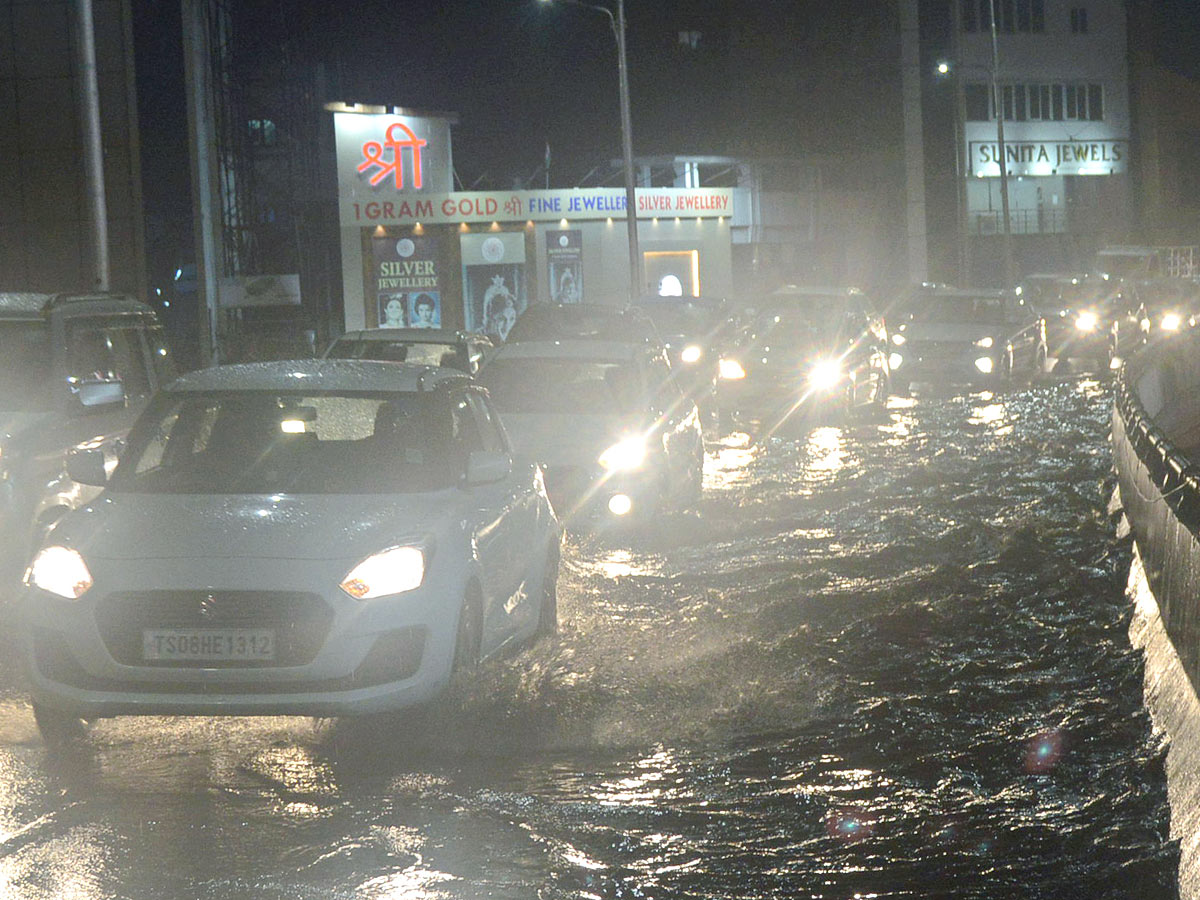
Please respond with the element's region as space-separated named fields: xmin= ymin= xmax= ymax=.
xmin=969 ymin=208 xmax=1068 ymax=235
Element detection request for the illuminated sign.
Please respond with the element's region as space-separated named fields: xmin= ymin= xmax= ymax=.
xmin=358 ymin=122 xmax=428 ymax=189
xmin=969 ymin=139 xmax=1128 ymax=176
xmin=339 ymin=188 xmax=734 ymax=227
xmin=334 ymin=113 xmax=454 ymax=206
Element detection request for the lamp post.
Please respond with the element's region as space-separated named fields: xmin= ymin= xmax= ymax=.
xmin=540 ymin=0 xmax=642 ymax=303
xmin=937 ymin=0 xmax=1018 ymax=290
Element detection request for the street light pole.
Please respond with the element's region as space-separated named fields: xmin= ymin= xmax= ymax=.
xmin=614 ymin=0 xmax=642 ymax=302
xmin=542 ymin=0 xmax=641 ymax=303
xmin=988 ymin=0 xmax=1017 ymax=287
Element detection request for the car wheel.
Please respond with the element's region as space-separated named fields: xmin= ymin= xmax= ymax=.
xmin=32 ymin=702 xmax=89 ymax=747
xmin=1034 ymin=345 xmax=1048 ymax=378
xmin=535 ymin=551 xmax=559 ymax=639
xmin=450 ymin=588 xmax=483 ymax=689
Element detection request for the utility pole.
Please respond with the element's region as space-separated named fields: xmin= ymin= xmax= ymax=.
xmin=988 ymin=0 xmax=1018 ymax=287
xmin=75 ymin=0 xmax=109 ymax=292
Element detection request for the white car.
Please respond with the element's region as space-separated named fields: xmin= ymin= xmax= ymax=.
xmin=19 ymin=360 xmax=560 ymax=743
xmin=476 ymin=339 xmax=704 ymax=521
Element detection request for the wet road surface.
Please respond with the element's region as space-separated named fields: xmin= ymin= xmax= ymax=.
xmin=0 ymin=376 xmax=1177 ymax=899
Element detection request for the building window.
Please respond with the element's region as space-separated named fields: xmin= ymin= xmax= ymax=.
xmin=963 ymin=0 xmax=1044 ymax=33
xmin=970 ymin=82 xmax=1103 ymax=122
xmin=248 ymin=118 xmax=277 ymax=146
xmin=965 ymin=83 xmax=991 ymax=121
xmin=1070 ymin=7 xmax=1088 ymax=33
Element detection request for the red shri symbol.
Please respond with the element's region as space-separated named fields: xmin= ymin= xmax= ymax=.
xmin=358 ymin=122 xmax=428 ymax=189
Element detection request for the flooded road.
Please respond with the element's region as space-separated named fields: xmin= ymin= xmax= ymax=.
xmin=0 ymin=377 xmax=1177 ymax=898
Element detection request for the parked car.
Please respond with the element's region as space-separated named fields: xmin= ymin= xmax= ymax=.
xmin=716 ymin=285 xmax=891 ymax=427
xmin=19 ymin=360 xmax=560 ymax=744
xmin=323 ymin=328 xmax=493 ymax=376
xmin=631 ymin=295 xmax=738 ymax=416
xmin=504 ymin=303 xmax=660 ymax=345
xmin=0 ymin=292 xmax=177 ymax=595
xmin=476 ymin=339 xmax=704 ymax=522
xmin=888 ymin=285 xmax=1047 ymax=392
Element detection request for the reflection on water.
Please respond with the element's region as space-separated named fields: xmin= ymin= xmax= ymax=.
xmin=0 ymin=378 xmax=1173 ymax=900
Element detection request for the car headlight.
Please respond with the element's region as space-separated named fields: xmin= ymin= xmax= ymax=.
xmin=807 ymin=358 xmax=843 ymax=391
xmin=974 ymin=357 xmax=995 ymax=374
xmin=1162 ymin=313 xmax=1182 ymax=332
xmin=718 ymin=358 xmax=746 ymax=380
xmin=339 ymin=545 xmax=425 ymax=599
xmin=1074 ymin=311 xmax=1099 ymax=331
xmin=680 ymin=344 xmax=703 ymax=364
xmin=598 ymin=436 xmax=647 ymax=472
xmin=25 ymin=546 xmax=94 ymax=600
xmin=891 ymin=332 xmax=906 ymax=346
xmin=889 ymin=352 xmax=904 ymax=370
xmin=974 ymin=336 xmax=994 ymax=348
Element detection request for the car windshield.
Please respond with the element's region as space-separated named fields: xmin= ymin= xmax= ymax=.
xmin=635 ymin=302 xmax=724 ymax=338
xmin=478 ymin=357 xmax=643 ymax=415
xmin=751 ymin=301 xmax=853 ymax=343
xmin=0 ymin=320 xmax=52 ymax=410
xmin=907 ymin=296 xmax=1006 ymax=325
xmin=326 ymin=338 xmax=462 ymax=367
xmin=110 ymin=390 xmax=459 ymax=494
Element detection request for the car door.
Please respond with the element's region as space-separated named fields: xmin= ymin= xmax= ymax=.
xmin=1004 ymin=300 xmax=1041 ymax=372
xmin=645 ymin=351 xmax=700 ymax=499
xmin=451 ymin=389 xmax=523 ymax=653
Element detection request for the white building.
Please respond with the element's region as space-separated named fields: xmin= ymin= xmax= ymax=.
xmin=954 ymin=0 xmax=1131 ymax=270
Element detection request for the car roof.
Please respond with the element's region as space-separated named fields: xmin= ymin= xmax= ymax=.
xmin=0 ymin=291 xmax=152 ymax=320
xmin=332 ymin=328 xmax=479 ymax=343
xmin=770 ymin=284 xmax=865 ymax=297
xmin=166 ymin=359 xmax=470 ymax=393
xmin=487 ymin=339 xmax=640 ymax=362
xmin=907 ymin=284 xmax=1010 ymax=299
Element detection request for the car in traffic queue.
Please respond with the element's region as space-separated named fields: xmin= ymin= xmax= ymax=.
xmin=888 ymin=285 xmax=1047 ymax=392
xmin=0 ymin=292 xmax=177 ymax=596
xmin=19 ymin=360 xmax=561 ymax=745
xmin=715 ymin=285 xmax=891 ymax=428
xmin=1108 ymin=277 xmax=1200 ymax=368
xmin=476 ymin=339 xmax=704 ymax=522
xmin=631 ymin=294 xmax=738 ymax=418
xmin=322 ymin=328 xmax=494 ymax=376
xmin=503 ymin=302 xmax=660 ymax=345
xmin=1017 ymin=272 xmax=1120 ymax=373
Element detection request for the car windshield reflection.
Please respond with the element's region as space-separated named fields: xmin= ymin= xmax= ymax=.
xmin=110 ymin=390 xmax=458 ymax=494
xmin=478 ymin=357 xmax=642 ymax=415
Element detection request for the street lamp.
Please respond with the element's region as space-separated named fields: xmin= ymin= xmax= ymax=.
xmin=937 ymin=0 xmax=1018 ymax=289
xmin=540 ymin=0 xmax=642 ymax=303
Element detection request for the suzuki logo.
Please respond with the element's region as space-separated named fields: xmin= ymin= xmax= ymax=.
xmin=358 ymin=122 xmax=427 ymax=189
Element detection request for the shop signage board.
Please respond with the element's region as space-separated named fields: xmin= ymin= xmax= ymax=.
xmin=968 ymin=139 xmax=1128 ymax=177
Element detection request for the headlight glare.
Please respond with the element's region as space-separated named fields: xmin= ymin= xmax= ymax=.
xmin=974 ymin=336 xmax=994 ymax=348
xmin=339 ymin=546 xmax=425 ymax=599
xmin=808 ymin=358 xmax=843 ymax=391
xmin=718 ymin=358 xmax=746 ymax=380
xmin=680 ymin=344 xmax=703 ymax=364
xmin=889 ymin=352 xmax=904 ymax=370
xmin=1074 ymin=311 xmax=1099 ymax=331
xmin=974 ymin=356 xmax=995 ymax=374
xmin=25 ymin=546 xmax=94 ymax=600
xmin=891 ymin=332 xmax=906 ymax=346
xmin=598 ymin=436 xmax=647 ymax=471
xmin=1162 ymin=313 xmax=1182 ymax=331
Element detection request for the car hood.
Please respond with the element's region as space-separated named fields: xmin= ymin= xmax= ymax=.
xmin=54 ymin=491 xmax=453 ymax=561
xmin=902 ymin=322 xmax=1003 ymax=343
xmin=502 ymin=413 xmax=639 ymax=466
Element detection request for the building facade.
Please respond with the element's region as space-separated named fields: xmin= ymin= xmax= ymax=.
xmin=922 ymin=0 xmax=1134 ymax=283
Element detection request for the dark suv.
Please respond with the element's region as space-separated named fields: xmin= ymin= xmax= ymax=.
xmin=0 ymin=292 xmax=177 ymax=592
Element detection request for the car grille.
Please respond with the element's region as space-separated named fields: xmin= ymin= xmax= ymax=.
xmin=96 ymin=590 xmax=334 ymax=668
xmin=909 ymin=340 xmax=969 ymax=361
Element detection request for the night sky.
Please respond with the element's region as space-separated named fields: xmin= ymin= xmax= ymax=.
xmin=129 ymin=0 xmax=1200 ymax=283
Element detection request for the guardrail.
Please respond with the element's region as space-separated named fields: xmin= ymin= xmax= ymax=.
xmin=1112 ymin=331 xmax=1200 ymax=674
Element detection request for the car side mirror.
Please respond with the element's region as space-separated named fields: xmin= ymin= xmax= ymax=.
xmin=74 ymin=378 xmax=126 ymax=411
xmin=465 ymin=450 xmax=511 ymax=486
xmin=65 ymin=447 xmax=109 ymax=487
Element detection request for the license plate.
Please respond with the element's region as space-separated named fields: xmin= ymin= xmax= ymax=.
xmin=142 ymin=629 xmax=275 ymax=662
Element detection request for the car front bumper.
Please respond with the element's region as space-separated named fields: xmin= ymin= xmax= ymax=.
xmin=19 ymin=554 xmax=464 ymax=718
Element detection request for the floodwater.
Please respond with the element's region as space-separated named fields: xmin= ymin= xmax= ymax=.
xmin=0 ymin=377 xmax=1177 ymax=899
